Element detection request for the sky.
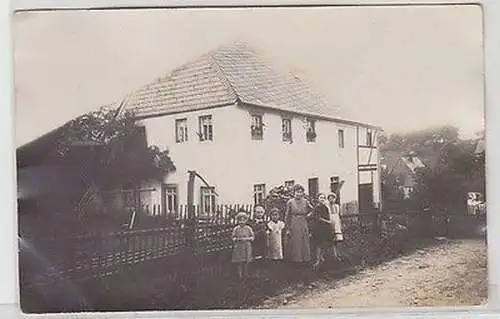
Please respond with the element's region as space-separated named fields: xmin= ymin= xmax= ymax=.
xmin=12 ymin=5 xmax=484 ymax=147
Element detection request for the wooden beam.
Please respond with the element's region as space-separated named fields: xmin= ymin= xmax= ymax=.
xmin=359 ymin=163 xmax=378 ymax=168
xmin=98 ymin=188 xmax=157 ymax=194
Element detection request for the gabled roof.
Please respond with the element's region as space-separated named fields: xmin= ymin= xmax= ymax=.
xmin=401 ymin=155 xmax=425 ymax=173
xmin=123 ymin=42 xmax=378 ymax=129
xmin=381 ymin=149 xmax=435 ymax=176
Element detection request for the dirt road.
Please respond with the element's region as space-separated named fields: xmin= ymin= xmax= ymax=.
xmin=260 ymin=239 xmax=487 ymax=309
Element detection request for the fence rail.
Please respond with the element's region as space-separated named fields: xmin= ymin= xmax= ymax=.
xmin=19 ymin=206 xmax=486 ymax=311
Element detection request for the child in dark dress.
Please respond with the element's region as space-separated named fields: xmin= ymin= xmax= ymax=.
xmin=251 ymin=205 xmax=268 ymax=261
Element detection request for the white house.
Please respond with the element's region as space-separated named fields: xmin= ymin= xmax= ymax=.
xmin=118 ymin=42 xmax=382 ymax=216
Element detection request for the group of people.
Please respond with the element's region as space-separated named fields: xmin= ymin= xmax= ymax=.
xmin=231 ymin=184 xmax=344 ymax=278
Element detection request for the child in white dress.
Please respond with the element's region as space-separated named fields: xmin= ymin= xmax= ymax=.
xmin=266 ymin=208 xmax=285 ymax=261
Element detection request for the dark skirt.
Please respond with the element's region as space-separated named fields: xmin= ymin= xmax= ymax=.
xmin=311 ymin=222 xmax=333 ymax=247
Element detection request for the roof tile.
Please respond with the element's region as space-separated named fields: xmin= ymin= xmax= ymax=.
xmin=123 ymin=42 xmax=360 ymax=124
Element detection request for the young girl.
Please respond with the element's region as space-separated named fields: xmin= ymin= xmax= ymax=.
xmin=266 ymin=208 xmax=285 ymax=261
xmin=232 ymin=211 xmax=255 ymax=278
xmin=251 ymin=205 xmax=267 ymax=261
xmin=328 ymin=193 xmax=344 ymax=260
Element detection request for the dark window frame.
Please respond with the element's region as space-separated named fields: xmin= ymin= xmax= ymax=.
xmin=338 ymin=129 xmax=345 ymax=148
xmin=282 ymin=117 xmax=293 ymax=143
xmin=251 ymin=114 xmax=264 ymax=140
xmin=200 ymin=186 xmax=217 ymax=215
xmin=306 ymin=118 xmax=317 ymax=143
xmin=161 ymin=183 xmax=178 ymax=215
xmin=253 ymin=184 xmax=266 ymax=206
xmin=198 ymin=115 xmax=213 ymax=141
xmin=175 ymin=118 xmax=188 ymax=143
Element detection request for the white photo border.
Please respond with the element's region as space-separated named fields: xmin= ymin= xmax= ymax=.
xmin=2 ymin=0 xmax=499 ymax=317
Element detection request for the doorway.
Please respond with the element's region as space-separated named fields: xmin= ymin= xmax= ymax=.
xmin=358 ymin=183 xmax=374 ymax=212
xmin=308 ymin=178 xmax=319 ymax=199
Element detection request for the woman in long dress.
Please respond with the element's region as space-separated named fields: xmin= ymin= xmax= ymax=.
xmin=327 ymin=193 xmax=343 ymax=260
xmin=284 ymin=184 xmax=312 ymax=263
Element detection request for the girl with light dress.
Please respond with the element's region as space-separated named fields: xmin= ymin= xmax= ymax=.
xmin=231 ymin=211 xmax=255 ymax=278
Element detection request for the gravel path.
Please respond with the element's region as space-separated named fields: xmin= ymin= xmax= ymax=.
xmin=261 ymin=239 xmax=487 ymax=309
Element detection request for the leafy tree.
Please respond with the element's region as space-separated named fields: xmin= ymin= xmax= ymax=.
xmin=380 ymin=168 xmax=405 ymax=210
xmin=410 ymin=135 xmax=484 ymax=213
xmin=381 ymin=125 xmax=485 ymax=213
xmin=56 ymin=106 xmax=175 ymax=189
xmin=380 ymin=125 xmax=460 ymax=153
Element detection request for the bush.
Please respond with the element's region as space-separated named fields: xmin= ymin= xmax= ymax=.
xmin=263 ymin=184 xmax=314 ymax=220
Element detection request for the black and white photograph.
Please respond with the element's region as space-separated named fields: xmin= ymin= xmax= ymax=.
xmin=14 ymin=4 xmax=487 ymax=313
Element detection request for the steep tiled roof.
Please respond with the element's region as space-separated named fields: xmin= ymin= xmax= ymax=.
xmin=122 ymin=42 xmax=365 ymax=126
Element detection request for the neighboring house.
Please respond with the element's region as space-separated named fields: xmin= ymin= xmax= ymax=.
xmin=118 ymin=42 xmax=382 ymax=215
xmin=16 ymin=119 xmax=173 ymax=222
xmin=381 ymin=150 xmax=430 ymax=199
xmin=474 ymin=136 xmax=485 ymax=155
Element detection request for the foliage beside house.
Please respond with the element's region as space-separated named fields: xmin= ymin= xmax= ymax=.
xmin=379 ymin=126 xmax=485 ymax=213
xmin=17 ymin=107 xmax=176 ymax=235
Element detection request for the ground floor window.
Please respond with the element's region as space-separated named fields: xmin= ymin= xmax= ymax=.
xmin=200 ymin=186 xmax=217 ymax=215
xmin=161 ymin=184 xmax=178 ymax=214
xmin=330 ymin=176 xmax=341 ymax=204
xmin=284 ymin=180 xmax=295 ymax=188
xmin=253 ymin=184 xmax=266 ymax=206
xmin=308 ymin=178 xmax=319 ymax=199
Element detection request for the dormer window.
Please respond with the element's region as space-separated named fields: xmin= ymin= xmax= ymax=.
xmin=306 ymin=118 xmax=316 ymax=142
xmin=251 ymin=114 xmax=263 ymax=140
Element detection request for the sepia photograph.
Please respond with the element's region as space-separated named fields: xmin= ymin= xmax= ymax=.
xmin=14 ymin=4 xmax=486 ymax=313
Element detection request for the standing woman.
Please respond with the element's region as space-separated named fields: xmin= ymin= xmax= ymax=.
xmin=328 ymin=193 xmax=343 ymax=260
xmin=284 ymin=184 xmax=312 ymax=264
xmin=311 ymin=193 xmax=333 ymax=269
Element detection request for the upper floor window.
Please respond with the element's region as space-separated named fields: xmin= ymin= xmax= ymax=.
xmin=366 ymin=131 xmax=373 ymax=147
xmin=253 ymin=184 xmax=266 ymax=206
xmin=306 ymin=118 xmax=317 ymax=142
xmin=198 ymin=115 xmax=213 ymax=141
xmin=251 ymin=114 xmax=264 ymax=140
xmin=282 ymin=118 xmax=293 ymax=143
xmin=338 ymin=129 xmax=345 ymax=148
xmin=175 ymin=118 xmax=188 ymax=143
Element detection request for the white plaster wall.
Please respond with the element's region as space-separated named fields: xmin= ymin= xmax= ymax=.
xmin=138 ymin=103 xmax=370 ymax=209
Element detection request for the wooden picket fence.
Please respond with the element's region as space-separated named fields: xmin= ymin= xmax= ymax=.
xmin=140 ymin=203 xmax=259 ymax=220
xmin=19 ymin=205 xmax=486 ymax=312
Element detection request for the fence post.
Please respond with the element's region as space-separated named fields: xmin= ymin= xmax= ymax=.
xmin=183 ymin=171 xmax=198 ymax=294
